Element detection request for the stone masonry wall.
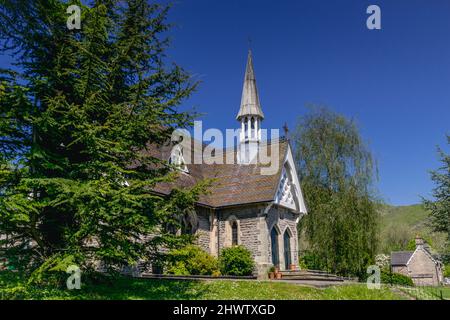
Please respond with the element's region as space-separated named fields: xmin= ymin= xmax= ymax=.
xmin=408 ymin=249 xmax=441 ymax=286
xmin=195 ymin=207 xmax=212 ymax=254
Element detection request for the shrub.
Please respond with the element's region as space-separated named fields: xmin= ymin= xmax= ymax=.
xmin=166 ymin=245 xmax=220 ymax=276
xmin=299 ymin=251 xmax=325 ymax=271
xmin=443 ymin=264 xmax=450 ymax=278
xmin=219 ymin=246 xmax=255 ymax=276
xmin=381 ymin=271 xmax=414 ymax=286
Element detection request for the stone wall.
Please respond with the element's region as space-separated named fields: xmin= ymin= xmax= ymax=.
xmin=213 ymin=203 xmax=301 ymax=277
xmin=408 ymin=248 xmax=441 ymax=286
xmin=195 ymin=207 xmax=212 ymax=253
xmin=217 ymin=204 xmax=267 ymax=258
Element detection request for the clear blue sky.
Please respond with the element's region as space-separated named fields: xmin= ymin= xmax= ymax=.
xmin=160 ymin=0 xmax=450 ymax=206
xmin=1 ymin=0 xmax=449 ymax=205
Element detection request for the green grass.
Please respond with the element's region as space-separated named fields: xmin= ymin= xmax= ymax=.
xmin=0 ymin=271 xmax=402 ymax=300
xmin=398 ymin=286 xmax=450 ymax=300
xmin=380 ymin=204 xmax=429 ymax=227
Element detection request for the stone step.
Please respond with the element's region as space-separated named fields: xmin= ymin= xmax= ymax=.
xmin=277 ymin=269 xmax=347 ymax=282
xmin=280 ymin=275 xmax=344 ymax=281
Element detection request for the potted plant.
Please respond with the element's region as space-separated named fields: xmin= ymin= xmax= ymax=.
xmin=289 ymin=264 xmax=296 ymax=271
xmin=268 ymin=266 xmax=276 ymax=280
xmin=275 ymin=271 xmax=282 ymax=279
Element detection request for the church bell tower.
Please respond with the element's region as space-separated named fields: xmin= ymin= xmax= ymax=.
xmin=237 ymin=50 xmax=264 ymax=164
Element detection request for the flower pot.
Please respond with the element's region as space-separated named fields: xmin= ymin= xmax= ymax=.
xmin=268 ymin=272 xmax=275 ymax=280
xmin=276 ymin=272 xmax=282 ymax=279
xmin=289 ymin=264 xmax=296 ymax=271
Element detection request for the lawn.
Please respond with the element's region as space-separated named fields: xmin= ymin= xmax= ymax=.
xmin=398 ymin=286 xmax=450 ymax=300
xmin=0 ymin=271 xmax=403 ymax=300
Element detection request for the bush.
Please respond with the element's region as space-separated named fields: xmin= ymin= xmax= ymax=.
xmin=219 ymin=246 xmax=255 ymax=276
xmin=299 ymin=251 xmax=326 ymax=271
xmin=443 ymin=264 xmax=450 ymax=278
xmin=166 ymin=245 xmax=220 ymax=276
xmin=381 ymin=271 xmax=414 ymax=286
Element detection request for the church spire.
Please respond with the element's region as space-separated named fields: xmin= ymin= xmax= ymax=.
xmin=237 ymin=50 xmax=264 ymax=164
xmin=236 ymin=50 xmax=265 ymax=121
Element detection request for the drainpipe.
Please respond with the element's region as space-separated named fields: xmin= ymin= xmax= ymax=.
xmin=263 ymin=202 xmax=274 ymax=217
xmin=217 ymin=210 xmax=221 ymax=258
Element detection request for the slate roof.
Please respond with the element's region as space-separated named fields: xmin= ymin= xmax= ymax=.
xmin=148 ymin=139 xmax=289 ymax=209
xmin=391 ymin=251 xmax=413 ymax=266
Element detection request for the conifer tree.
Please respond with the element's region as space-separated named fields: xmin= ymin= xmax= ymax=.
xmin=0 ymin=0 xmax=204 ymax=280
xmin=423 ymin=136 xmax=450 ymax=246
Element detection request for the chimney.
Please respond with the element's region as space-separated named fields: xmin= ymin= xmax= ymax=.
xmin=415 ymin=235 xmax=424 ymax=248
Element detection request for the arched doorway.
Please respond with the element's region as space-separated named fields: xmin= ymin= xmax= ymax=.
xmin=271 ymin=227 xmax=280 ymax=267
xmin=283 ymin=229 xmax=292 ymax=270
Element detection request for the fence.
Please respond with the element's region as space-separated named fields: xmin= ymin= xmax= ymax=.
xmin=396 ymin=280 xmax=447 ymax=300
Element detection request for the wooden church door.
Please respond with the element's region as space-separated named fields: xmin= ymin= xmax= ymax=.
xmin=271 ymin=227 xmax=279 ymax=267
xmin=284 ymin=231 xmax=291 ymax=270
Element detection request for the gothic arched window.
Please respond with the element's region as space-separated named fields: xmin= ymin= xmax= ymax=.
xmin=231 ymin=221 xmax=238 ymax=246
xmin=244 ymin=117 xmax=248 ymax=139
xmin=250 ymin=117 xmax=255 ymax=138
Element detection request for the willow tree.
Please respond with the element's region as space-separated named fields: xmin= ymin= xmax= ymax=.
xmin=0 ymin=0 xmax=205 ymax=281
xmin=293 ymin=107 xmax=379 ymax=277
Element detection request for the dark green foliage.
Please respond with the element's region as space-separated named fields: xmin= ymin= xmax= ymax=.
xmin=406 ymin=236 xmax=433 ymax=251
xmin=0 ymin=0 xmax=205 ymax=282
xmin=381 ymin=271 xmax=414 ymax=287
xmin=423 ymin=135 xmax=450 ymax=245
xmin=298 ymin=251 xmax=322 ymax=270
xmin=166 ymin=245 xmax=220 ymax=276
xmin=219 ymin=246 xmax=255 ymax=276
xmin=444 ymin=264 xmax=450 ymax=278
xmin=294 ymin=107 xmax=379 ymax=277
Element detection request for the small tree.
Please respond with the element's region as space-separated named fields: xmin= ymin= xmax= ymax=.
xmin=423 ymin=135 xmax=450 ymax=246
xmin=219 ymin=246 xmax=255 ymax=276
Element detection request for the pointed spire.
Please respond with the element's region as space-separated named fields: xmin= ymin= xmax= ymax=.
xmin=236 ymin=50 xmax=265 ymax=120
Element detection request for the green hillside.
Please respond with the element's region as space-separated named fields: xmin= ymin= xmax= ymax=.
xmin=379 ymin=204 xmax=447 ymax=254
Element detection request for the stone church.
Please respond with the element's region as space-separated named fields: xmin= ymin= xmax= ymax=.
xmin=152 ymin=51 xmax=308 ymax=276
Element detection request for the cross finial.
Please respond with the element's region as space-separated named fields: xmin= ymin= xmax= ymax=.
xmin=283 ymin=122 xmax=289 ymax=139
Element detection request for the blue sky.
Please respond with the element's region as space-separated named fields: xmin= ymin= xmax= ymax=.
xmin=160 ymin=0 xmax=450 ymax=206
xmin=1 ymin=0 xmax=449 ymax=205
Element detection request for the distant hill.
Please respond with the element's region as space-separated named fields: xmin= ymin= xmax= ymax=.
xmin=379 ymin=204 xmax=447 ymax=254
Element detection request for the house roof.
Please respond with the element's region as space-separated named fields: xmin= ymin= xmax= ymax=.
xmin=148 ymin=138 xmax=289 ymax=209
xmin=391 ymin=251 xmax=413 ymax=266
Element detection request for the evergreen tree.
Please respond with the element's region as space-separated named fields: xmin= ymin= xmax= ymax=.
xmin=0 ymin=0 xmax=205 ymax=281
xmin=293 ymin=107 xmax=379 ymax=277
xmin=423 ymin=135 xmax=450 ymax=245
